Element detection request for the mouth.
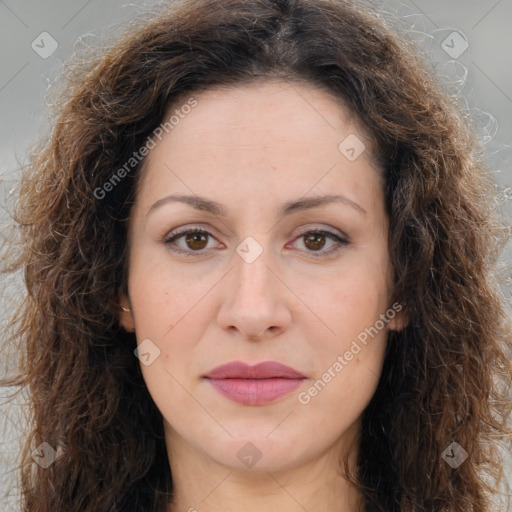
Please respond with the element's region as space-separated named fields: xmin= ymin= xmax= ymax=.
xmin=203 ymin=361 xmax=307 ymax=405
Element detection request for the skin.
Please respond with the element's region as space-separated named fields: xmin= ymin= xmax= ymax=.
xmin=119 ymin=79 xmax=406 ymax=512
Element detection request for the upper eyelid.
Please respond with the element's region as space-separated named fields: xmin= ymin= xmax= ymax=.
xmin=164 ymin=224 xmax=347 ymax=241
xmin=292 ymin=226 xmax=347 ymax=239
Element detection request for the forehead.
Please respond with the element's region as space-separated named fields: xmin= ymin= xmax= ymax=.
xmin=134 ymin=80 xmax=384 ymax=214
xmin=162 ymin=80 xmax=379 ymax=161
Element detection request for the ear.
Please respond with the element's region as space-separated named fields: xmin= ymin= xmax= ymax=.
xmin=118 ymin=293 xmax=135 ymax=332
xmin=386 ymin=302 xmax=409 ymax=332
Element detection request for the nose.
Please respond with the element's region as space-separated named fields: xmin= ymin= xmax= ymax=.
xmin=216 ymin=248 xmax=292 ymax=342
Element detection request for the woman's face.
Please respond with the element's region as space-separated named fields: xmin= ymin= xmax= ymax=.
xmin=120 ymin=80 xmax=404 ymax=475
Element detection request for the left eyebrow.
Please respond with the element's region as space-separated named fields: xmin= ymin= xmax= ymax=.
xmin=280 ymin=194 xmax=366 ymax=216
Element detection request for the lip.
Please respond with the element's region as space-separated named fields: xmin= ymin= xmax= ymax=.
xmin=203 ymin=361 xmax=306 ymax=405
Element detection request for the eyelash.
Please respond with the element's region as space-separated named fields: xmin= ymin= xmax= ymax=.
xmin=163 ymin=226 xmax=349 ymax=258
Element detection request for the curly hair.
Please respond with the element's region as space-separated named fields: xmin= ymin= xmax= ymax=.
xmin=1 ymin=0 xmax=511 ymax=511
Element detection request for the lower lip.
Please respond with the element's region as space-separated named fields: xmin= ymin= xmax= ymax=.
xmin=206 ymin=378 xmax=304 ymax=405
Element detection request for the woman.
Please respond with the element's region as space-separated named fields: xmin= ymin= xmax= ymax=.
xmin=1 ymin=0 xmax=511 ymax=511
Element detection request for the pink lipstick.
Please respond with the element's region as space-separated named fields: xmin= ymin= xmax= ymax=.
xmin=204 ymin=361 xmax=306 ymax=405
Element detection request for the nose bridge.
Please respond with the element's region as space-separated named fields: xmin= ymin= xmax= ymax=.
xmin=231 ymin=244 xmax=275 ymax=305
xmin=216 ymin=237 xmax=291 ymax=339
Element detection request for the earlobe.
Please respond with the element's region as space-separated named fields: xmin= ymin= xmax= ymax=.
xmin=118 ymin=294 xmax=135 ymax=332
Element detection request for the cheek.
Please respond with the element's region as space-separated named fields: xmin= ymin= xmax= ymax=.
xmin=128 ymin=259 xmax=217 ymax=374
xmin=301 ymin=276 xmax=389 ymax=422
xmin=129 ymin=256 xmax=208 ymax=334
xmin=314 ymin=256 xmax=390 ymax=334
xmin=129 ymin=265 xmax=209 ymax=413
xmin=301 ymin=256 xmax=391 ymax=399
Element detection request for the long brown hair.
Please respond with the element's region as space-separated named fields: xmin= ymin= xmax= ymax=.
xmin=1 ymin=0 xmax=511 ymax=511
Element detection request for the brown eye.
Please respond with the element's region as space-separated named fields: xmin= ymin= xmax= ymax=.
xmin=164 ymin=228 xmax=216 ymax=255
xmin=185 ymin=232 xmax=209 ymax=250
xmin=303 ymin=232 xmax=327 ymax=251
xmin=291 ymin=229 xmax=349 ymax=258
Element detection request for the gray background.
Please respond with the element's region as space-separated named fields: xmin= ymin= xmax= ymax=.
xmin=1 ymin=0 xmax=511 ymax=510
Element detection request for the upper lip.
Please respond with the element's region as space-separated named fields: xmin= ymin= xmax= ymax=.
xmin=204 ymin=361 xmax=306 ymax=379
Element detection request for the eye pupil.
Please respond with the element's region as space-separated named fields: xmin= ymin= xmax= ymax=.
xmin=304 ymin=233 xmax=326 ymax=250
xmin=186 ymin=232 xmax=208 ymax=250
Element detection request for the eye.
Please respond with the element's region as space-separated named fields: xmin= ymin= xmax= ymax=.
xmin=288 ymin=229 xmax=349 ymax=257
xmin=163 ymin=228 xmax=221 ymax=255
xmin=163 ymin=226 xmax=349 ymax=258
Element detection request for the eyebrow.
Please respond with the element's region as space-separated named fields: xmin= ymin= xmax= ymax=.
xmin=146 ymin=193 xmax=366 ymax=217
